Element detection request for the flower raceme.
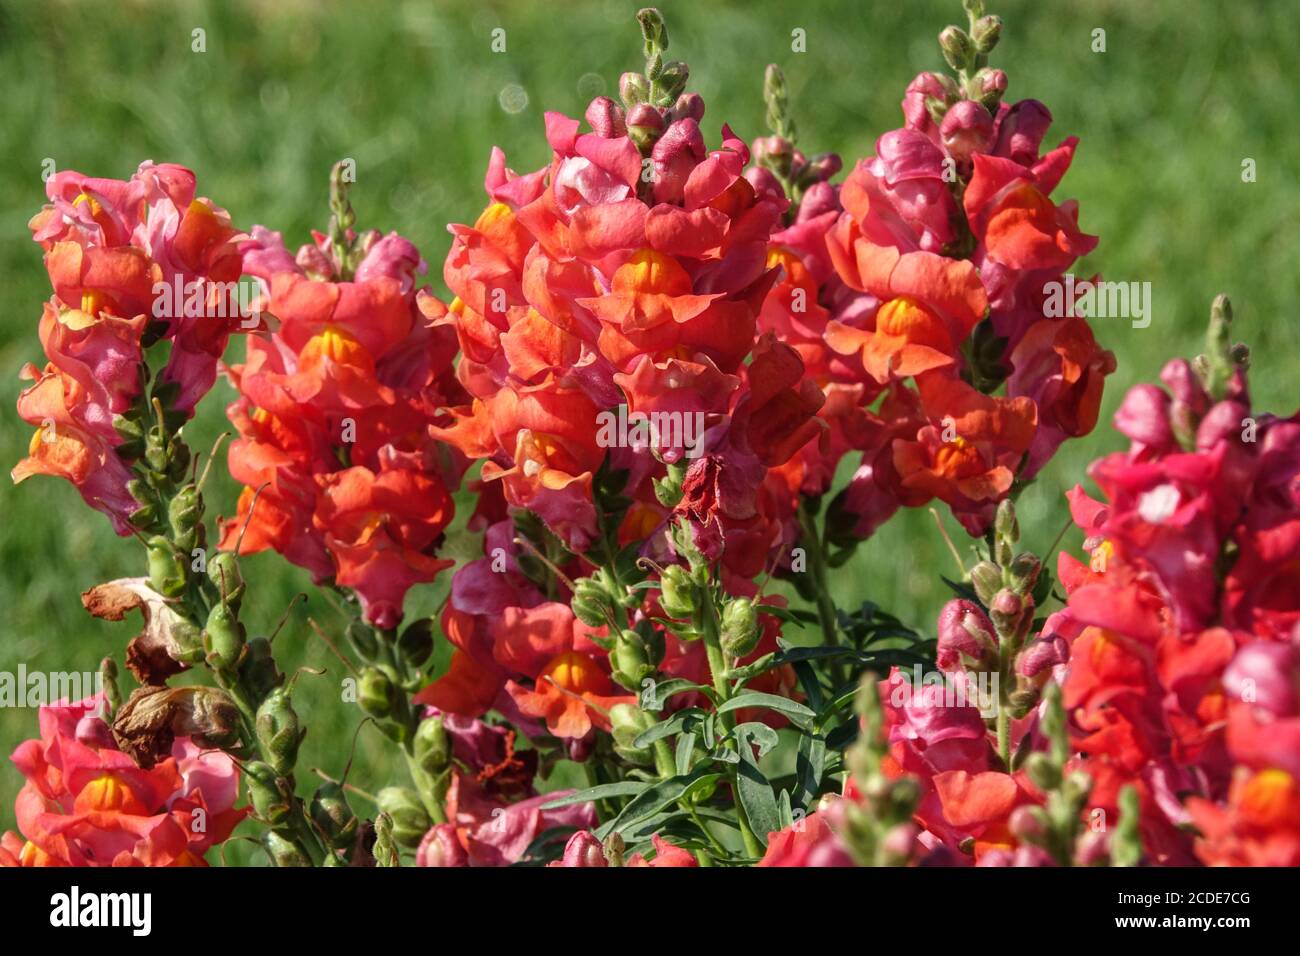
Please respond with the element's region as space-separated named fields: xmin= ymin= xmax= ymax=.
xmin=219 ymin=218 xmax=467 ymax=629
xmin=430 ymin=74 xmax=824 ymax=578
xmin=14 ymin=162 xmax=245 ymax=533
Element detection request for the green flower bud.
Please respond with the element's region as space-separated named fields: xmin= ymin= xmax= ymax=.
xmin=206 ymin=551 xmax=244 ymax=603
xmin=719 ymin=597 xmax=759 ymax=657
xmin=245 ymin=760 xmax=293 ymax=826
xmin=938 ymin=26 xmax=975 ymax=72
xmin=609 ymin=703 xmax=656 ymax=765
xmin=413 ymin=715 xmax=451 ymax=776
xmin=1023 ymin=752 xmax=1061 ymax=792
xmin=971 ymin=14 xmax=1002 ymax=53
xmin=397 ymin=618 xmax=434 ymax=670
xmin=99 ymin=657 xmax=122 ymax=715
xmin=310 ymin=781 xmax=358 ymax=850
xmin=357 ymin=667 xmax=396 ymax=719
xmin=994 ymin=498 xmax=1019 ymax=543
xmin=656 ymin=60 xmax=689 ymax=103
xmin=969 ymin=560 xmax=1002 ymax=605
xmin=202 ymin=600 xmax=246 ymax=671
xmin=261 ymin=830 xmax=311 ymax=868
xmin=571 ymin=576 xmax=612 ymax=628
xmin=256 ymin=686 xmax=304 ymax=776
xmin=658 ymin=564 xmax=695 ymax=619
xmin=146 ymin=535 xmax=187 ymax=598
xmin=1007 ymin=552 xmax=1041 ymax=595
xmin=610 ymin=630 xmax=653 ymax=691
xmin=376 ymin=786 xmax=431 ymax=849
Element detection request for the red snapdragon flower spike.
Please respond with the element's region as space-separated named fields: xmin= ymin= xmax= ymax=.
xmin=15 ymin=162 xmax=246 ymax=532
xmin=436 ymin=85 xmax=828 ymax=575
xmin=220 ymin=224 xmax=465 ymax=628
xmin=2 ymin=696 xmax=244 ymax=867
xmin=1035 ymin=320 xmax=1300 ymax=863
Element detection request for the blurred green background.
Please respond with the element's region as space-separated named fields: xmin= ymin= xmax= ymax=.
xmin=1 ymin=0 xmax=1297 ymax=861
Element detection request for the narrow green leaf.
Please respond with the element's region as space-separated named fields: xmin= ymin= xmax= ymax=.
xmin=717 ymin=691 xmax=815 ymax=721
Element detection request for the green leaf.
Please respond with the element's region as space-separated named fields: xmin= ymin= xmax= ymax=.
xmin=794 ymin=731 xmax=827 ymax=810
xmin=733 ymin=725 xmax=780 ymax=847
xmin=731 ymin=721 xmax=780 ymax=758
xmin=674 ymin=732 xmax=696 ymax=776
xmin=595 ymin=769 xmax=724 ymax=840
xmin=717 ymin=691 xmax=816 ymax=721
xmin=633 ymin=707 xmax=707 ymax=749
xmin=540 ymin=781 xmax=647 ymax=809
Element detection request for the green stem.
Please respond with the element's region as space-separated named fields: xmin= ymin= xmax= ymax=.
xmin=798 ymin=505 xmax=840 ymax=651
xmin=698 ymin=582 xmax=764 ymax=861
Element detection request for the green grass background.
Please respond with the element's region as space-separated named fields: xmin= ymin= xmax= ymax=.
xmin=1 ymin=0 xmax=1297 ymax=860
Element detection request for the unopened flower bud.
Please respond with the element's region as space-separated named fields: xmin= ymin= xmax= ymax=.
xmin=245 ymin=760 xmax=293 ymax=826
xmin=1007 ymin=552 xmax=1041 ymax=594
xmin=206 ymin=551 xmax=244 ymax=602
xmin=310 ymin=781 xmax=358 ymax=850
xmin=1074 ymin=830 xmax=1110 ymax=866
xmin=994 ymin=498 xmax=1019 ymax=543
xmin=571 ymin=576 xmax=612 ymax=628
xmin=1024 ymin=752 xmax=1061 ymax=791
xmin=881 ymin=822 xmax=920 ymax=864
xmin=1016 ymin=635 xmax=1069 ymax=682
xmin=940 ymin=100 xmax=994 ymax=162
xmin=936 ymin=599 xmax=997 ymax=672
xmin=376 ymin=786 xmax=431 ymax=849
xmin=357 ymin=667 xmax=396 ymax=719
xmin=146 ymin=536 xmax=187 ymax=598
xmin=561 ymin=830 xmax=608 ymax=868
xmin=585 ymin=96 xmax=627 ymax=138
xmin=973 ymin=67 xmax=1008 ymax=111
xmin=256 ymin=686 xmax=304 ymax=776
xmin=938 ymin=26 xmax=975 ymax=72
xmin=971 ymin=14 xmax=1002 ymax=53
xmin=417 ymin=823 xmax=468 ymax=867
xmin=1008 ymin=804 xmax=1048 ymax=845
xmin=413 ymin=715 xmax=451 ymax=776
xmin=670 ymin=92 xmax=705 ymax=123
xmin=626 ymin=103 xmax=665 ymax=133
xmin=611 ymin=630 xmax=653 ymax=690
xmin=657 ymin=60 xmax=689 ymax=102
xmin=620 ymin=71 xmax=649 ymax=107
xmin=969 ymin=561 xmax=1002 ymax=604
xmin=262 ymin=830 xmax=311 ymax=867
xmin=202 ymin=601 xmax=245 ymax=671
xmin=658 ymin=564 xmax=695 ymax=619
xmin=609 ymin=703 xmax=655 ymax=765
xmin=719 ymin=597 xmax=760 ymax=657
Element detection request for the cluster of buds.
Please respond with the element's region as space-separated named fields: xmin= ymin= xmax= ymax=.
xmin=960 ymin=499 xmax=1058 ymax=722
xmin=835 ymin=680 xmax=925 ymax=866
xmin=985 ymin=685 xmax=1142 ymax=867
